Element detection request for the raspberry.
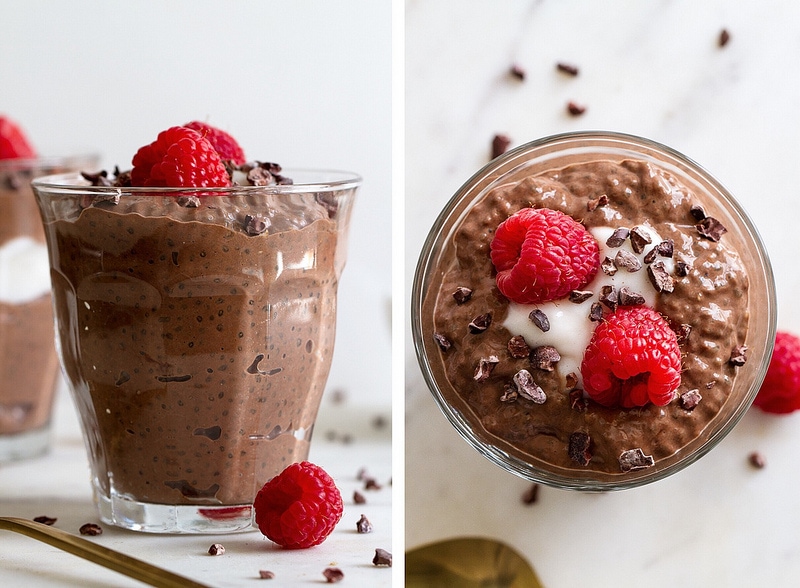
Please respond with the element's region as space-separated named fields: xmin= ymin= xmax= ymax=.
xmin=0 ymin=115 xmax=36 ymax=159
xmin=753 ymin=331 xmax=800 ymax=414
xmin=253 ymin=461 xmax=343 ymax=549
xmin=490 ymin=207 xmax=599 ymax=305
xmin=130 ymin=126 xmax=231 ymax=187
xmin=184 ymin=121 xmax=246 ymax=165
xmin=581 ymin=306 xmax=682 ymax=408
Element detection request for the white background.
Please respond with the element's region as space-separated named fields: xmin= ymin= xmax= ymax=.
xmin=0 ymin=0 xmax=393 ymax=414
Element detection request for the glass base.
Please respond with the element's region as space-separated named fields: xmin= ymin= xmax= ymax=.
xmin=94 ymin=481 xmax=256 ymax=534
xmin=0 ymin=426 xmax=50 ymax=462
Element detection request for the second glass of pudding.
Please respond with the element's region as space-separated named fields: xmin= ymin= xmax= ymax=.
xmin=412 ymin=131 xmax=775 ymax=490
xmin=33 ymin=170 xmax=358 ymax=532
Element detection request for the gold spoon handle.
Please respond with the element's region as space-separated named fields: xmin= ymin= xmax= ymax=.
xmin=0 ymin=517 xmax=212 ymax=588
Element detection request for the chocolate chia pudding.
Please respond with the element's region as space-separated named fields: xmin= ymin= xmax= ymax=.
xmin=33 ymin=167 xmax=358 ymax=529
xmin=0 ymin=156 xmax=97 ymax=461
xmin=414 ymin=133 xmax=775 ymax=489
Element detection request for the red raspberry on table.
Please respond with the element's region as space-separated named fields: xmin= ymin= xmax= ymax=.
xmin=490 ymin=207 xmax=599 ymax=305
xmin=253 ymin=461 xmax=344 ymax=549
xmin=581 ymin=306 xmax=682 ymax=408
xmin=184 ymin=121 xmax=246 ymax=165
xmin=753 ymin=331 xmax=800 ymax=414
xmin=0 ymin=115 xmax=37 ymax=159
xmin=130 ymin=126 xmax=231 ymax=187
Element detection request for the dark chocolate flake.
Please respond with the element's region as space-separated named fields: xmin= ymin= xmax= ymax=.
xmin=680 ymin=389 xmax=702 ymax=411
xmin=749 ymin=451 xmax=766 ymax=469
xmin=614 ymin=249 xmax=642 ymax=273
xmin=599 ymin=285 xmax=618 ymax=310
xmin=719 ymin=28 xmax=731 ymax=47
xmin=474 ymin=356 xmax=500 ymax=382
xmin=556 ymin=62 xmax=579 ymax=76
xmin=33 ymin=516 xmax=57 ymax=526
xmin=513 ymin=369 xmax=546 ymax=404
xmin=656 ymin=239 xmax=674 ymax=258
xmin=618 ymin=286 xmax=645 ymax=307
xmin=587 ymin=194 xmax=608 ymax=211
xmin=208 ymin=543 xmax=225 ymax=556
xmin=675 ymin=261 xmax=690 ymax=277
xmin=433 ymin=332 xmax=452 ymax=351
xmin=500 ymin=383 xmax=519 ymax=403
xmin=356 ymin=514 xmax=373 ymax=534
xmin=618 ymin=448 xmax=655 ymax=472
xmin=530 ymin=345 xmax=560 ymax=371
xmin=353 ymin=490 xmax=366 ymax=504
xmin=521 ymin=483 xmax=540 ymax=505
xmin=507 ymin=335 xmax=530 ymax=359
xmin=569 ymin=389 xmax=588 ymax=412
xmin=601 ymin=256 xmax=618 ymax=276
xmin=568 ymin=432 xmax=592 ymax=466
xmin=528 ymin=309 xmax=550 ymax=332
xmin=81 ymin=170 xmax=112 ymax=186
xmin=696 ymin=217 xmax=727 ymax=241
xmin=509 ymin=63 xmax=526 ymax=80
xmin=492 ymin=134 xmax=511 ymax=159
xmin=643 ymin=247 xmax=657 ymax=264
xmin=588 ymin=302 xmax=604 ymax=322
xmin=468 ymin=313 xmax=492 ymax=334
xmin=567 ymin=101 xmax=586 ymax=116
xmin=690 ymin=204 xmax=706 ymax=221
xmin=647 ymin=261 xmax=674 ymax=293
xmin=452 ymin=286 xmax=473 ymax=304
xmin=729 ymin=345 xmax=748 ymax=366
xmin=569 ymin=290 xmax=593 ymax=304
xmin=323 ymin=567 xmax=344 ymax=583
xmin=79 ymin=523 xmax=103 ymax=536
xmin=259 ymin=570 xmax=275 ymax=579
xmin=629 ymin=226 xmax=652 ymax=254
xmin=606 ymin=227 xmax=630 ymax=248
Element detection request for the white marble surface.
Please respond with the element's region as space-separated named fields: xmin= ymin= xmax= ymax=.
xmin=406 ymin=1 xmax=800 ymax=586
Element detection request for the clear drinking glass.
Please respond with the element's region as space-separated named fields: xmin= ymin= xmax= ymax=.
xmin=33 ymin=170 xmax=358 ymax=532
xmin=0 ymin=155 xmax=98 ymax=462
xmin=412 ymin=131 xmax=776 ymax=490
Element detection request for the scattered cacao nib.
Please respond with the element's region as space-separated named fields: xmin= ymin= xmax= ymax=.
xmin=614 ymin=249 xmax=642 ymax=273
xmin=729 ymin=345 xmax=748 ymax=366
xmin=509 ymin=63 xmax=526 ymax=80
xmin=618 ymin=286 xmax=645 ymax=307
xmin=246 ymin=165 xmax=274 ymax=186
xmin=530 ymin=345 xmax=560 ymax=372
xmin=569 ymin=290 xmax=593 ymax=304
xmin=696 ymin=217 xmax=727 ymax=241
xmin=112 ymin=167 xmax=132 ymax=187
xmin=208 ymin=543 xmax=226 ymax=556
xmin=568 ymin=432 xmax=592 ymax=466
xmin=599 ymin=285 xmax=618 ymax=310
xmin=588 ymin=302 xmax=604 ymax=322
xmin=81 ymin=170 xmax=112 ymax=186
xmin=507 ymin=335 xmax=531 ymax=359
xmin=469 ymin=313 xmax=492 ymax=334
xmin=373 ymin=548 xmax=393 ymax=567
xmin=680 ymin=389 xmax=702 ymax=411
xmin=566 ymin=101 xmax=586 ymax=116
xmin=606 ymin=227 xmax=630 ymax=248
xmin=689 ymin=204 xmax=706 ymax=221
xmin=748 ymin=451 xmax=766 ymax=469
xmin=718 ymin=28 xmax=731 ymax=47
xmin=513 ymin=369 xmax=546 ymax=404
xmin=433 ymin=332 xmax=452 ymax=351
xmin=647 ymin=261 xmax=674 ymax=293
xmin=492 ymin=134 xmax=511 ymax=159
xmin=323 ymin=567 xmax=345 ymax=583
xmin=521 ymin=483 xmax=540 ymax=505
xmin=565 ymin=372 xmax=579 ymax=389
xmin=452 ymin=286 xmax=473 ymax=304
xmin=618 ymin=448 xmax=655 ymax=472
xmin=500 ymin=383 xmax=518 ymax=403
xmin=675 ymin=261 xmax=690 ymax=277
xmin=528 ymin=309 xmax=550 ymax=332
xmin=364 ymin=477 xmax=382 ymax=491
xmin=244 ymin=214 xmax=269 ymax=236
xmin=79 ymin=523 xmax=103 ymax=536
xmin=569 ymin=389 xmax=588 ymax=412
xmin=556 ymin=62 xmax=579 ymax=76
xmin=655 ymin=239 xmax=674 ymax=258
xmin=33 ymin=516 xmax=57 ymax=526
xmin=356 ymin=514 xmax=373 ymax=534
xmin=353 ymin=490 xmax=367 ymax=504
xmin=474 ymin=355 xmax=500 ymax=382
xmin=259 ymin=570 xmax=275 ymax=579
xmin=643 ymin=247 xmax=657 ymax=264
xmin=601 ymin=256 xmax=618 ymax=276
xmin=177 ymin=195 xmax=201 ymax=208
xmin=629 ymin=226 xmax=652 ymax=254
xmin=587 ymin=194 xmax=608 ymax=211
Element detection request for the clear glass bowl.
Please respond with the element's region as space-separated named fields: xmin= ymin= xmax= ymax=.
xmin=411 ymin=131 xmax=776 ymax=490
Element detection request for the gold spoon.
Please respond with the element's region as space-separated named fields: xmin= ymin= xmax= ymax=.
xmin=0 ymin=517 xmax=211 ymax=588
xmin=406 ymin=536 xmax=544 ymax=588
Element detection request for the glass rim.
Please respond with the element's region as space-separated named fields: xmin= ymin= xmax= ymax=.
xmin=31 ymin=168 xmax=363 ymax=195
xmin=412 ymin=129 xmax=777 ymax=491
